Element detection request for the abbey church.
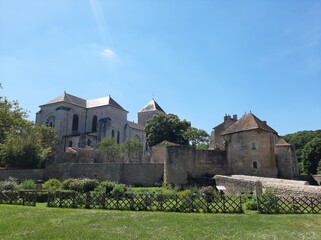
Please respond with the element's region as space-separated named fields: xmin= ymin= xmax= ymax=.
xmin=36 ymin=92 xmax=165 ymax=154
xmin=35 ymin=92 xmax=299 ymax=185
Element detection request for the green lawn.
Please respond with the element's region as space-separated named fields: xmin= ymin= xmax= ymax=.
xmin=0 ymin=204 xmax=320 ymax=240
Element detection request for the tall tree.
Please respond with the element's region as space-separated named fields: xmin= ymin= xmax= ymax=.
xmin=301 ymin=137 xmax=321 ymax=174
xmin=145 ymin=113 xmax=191 ymax=147
xmin=183 ymin=127 xmax=210 ymax=148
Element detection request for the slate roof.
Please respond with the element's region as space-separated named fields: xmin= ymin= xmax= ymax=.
xmin=222 ymin=113 xmax=277 ymax=135
xmin=41 ymin=92 xmax=127 ymax=111
xmin=139 ymin=99 xmax=165 ymax=113
xmin=127 ymin=121 xmax=145 ymax=131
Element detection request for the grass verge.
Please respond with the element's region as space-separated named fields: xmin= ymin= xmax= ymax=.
xmin=0 ymin=204 xmax=320 ymax=240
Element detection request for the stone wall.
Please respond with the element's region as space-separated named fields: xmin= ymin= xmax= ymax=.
xmin=214 ymin=175 xmax=321 ymax=198
xmin=230 ymin=175 xmax=309 ymax=186
xmin=44 ymin=162 xmax=163 ymax=186
xmin=214 ymin=175 xmax=263 ymax=195
xmin=0 ymin=169 xmax=44 ymax=180
xmin=164 ymin=146 xmax=228 ymax=185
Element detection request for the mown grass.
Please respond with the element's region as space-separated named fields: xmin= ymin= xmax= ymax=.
xmin=0 ymin=204 xmax=320 ymax=240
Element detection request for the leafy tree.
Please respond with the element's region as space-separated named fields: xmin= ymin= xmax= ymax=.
xmin=183 ymin=127 xmax=210 ymax=148
xmin=301 ymin=137 xmax=321 ymax=174
xmin=121 ymin=138 xmax=142 ymax=163
xmin=145 ymin=113 xmax=191 ymax=147
xmin=0 ymin=95 xmax=29 ymax=144
xmin=283 ymin=130 xmax=321 ymax=160
xmin=96 ymin=137 xmax=142 ymax=163
xmin=0 ymin=124 xmax=58 ymax=168
xmin=96 ymin=137 xmax=121 ymax=162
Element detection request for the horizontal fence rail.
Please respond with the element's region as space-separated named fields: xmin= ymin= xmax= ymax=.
xmin=257 ymin=195 xmax=321 ymax=214
xmin=0 ymin=191 xmax=37 ymax=206
xmin=47 ymin=191 xmax=243 ymax=214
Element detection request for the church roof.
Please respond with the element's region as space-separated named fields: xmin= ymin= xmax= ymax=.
xmin=222 ymin=113 xmax=277 ymax=135
xmin=42 ymin=92 xmax=127 ymax=111
xmin=127 ymin=121 xmax=145 ymax=131
xmin=138 ymin=99 xmax=165 ymax=113
xmin=275 ymin=138 xmax=291 ymax=146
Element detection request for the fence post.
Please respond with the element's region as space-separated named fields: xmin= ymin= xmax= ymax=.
xmin=85 ymin=192 xmax=91 ymax=209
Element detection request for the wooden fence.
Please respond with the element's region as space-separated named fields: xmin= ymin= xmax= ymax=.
xmin=47 ymin=191 xmax=243 ymax=213
xmin=257 ymin=195 xmax=321 ymax=214
xmin=0 ymin=191 xmax=37 ymax=206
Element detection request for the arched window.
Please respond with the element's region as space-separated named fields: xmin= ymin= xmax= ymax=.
xmin=72 ymin=114 xmax=79 ymax=132
xmin=117 ymin=131 xmax=120 ymax=144
xmin=111 ymin=129 xmax=115 ymax=138
xmin=92 ymin=116 xmax=97 ymax=132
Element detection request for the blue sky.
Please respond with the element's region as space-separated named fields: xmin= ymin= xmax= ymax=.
xmin=1 ymin=0 xmax=320 ymax=135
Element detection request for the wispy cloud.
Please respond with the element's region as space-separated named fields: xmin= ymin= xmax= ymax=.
xmin=101 ymin=48 xmax=115 ymax=58
xmin=89 ymin=0 xmax=111 ymax=46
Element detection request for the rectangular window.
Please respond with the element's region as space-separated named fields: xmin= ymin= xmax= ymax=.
xmin=252 ymin=142 xmax=256 ymax=150
xmin=253 ymin=161 xmax=258 ymax=169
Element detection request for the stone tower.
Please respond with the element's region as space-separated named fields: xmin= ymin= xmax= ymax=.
xmin=138 ymin=99 xmax=165 ymax=126
xmin=222 ymin=113 xmax=279 ymax=177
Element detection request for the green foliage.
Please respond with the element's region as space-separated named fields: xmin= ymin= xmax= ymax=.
xmin=43 ymin=178 xmax=62 ymax=191
xmin=0 ymin=178 xmax=18 ymax=191
xmin=177 ymin=188 xmax=199 ymax=198
xmin=18 ymin=179 xmax=36 ymax=190
xmin=97 ymin=137 xmax=142 ymax=163
xmin=183 ymin=127 xmax=210 ymax=147
xmin=145 ymin=113 xmax=191 ymax=146
xmin=283 ymin=130 xmax=321 ymax=174
xmin=94 ymin=181 xmax=116 ymax=193
xmin=199 ymin=186 xmax=219 ymax=203
xmin=301 ymin=137 xmax=321 ymax=174
xmin=96 ymin=137 xmax=121 ymax=161
xmin=121 ymin=138 xmax=142 ymax=163
xmin=62 ymin=178 xmax=78 ymax=190
xmin=0 ymin=124 xmax=58 ymax=168
xmin=317 ymin=160 xmax=321 ymax=174
xmin=62 ymin=178 xmax=99 ymax=192
xmin=82 ymin=178 xmax=99 ymax=192
xmin=111 ymin=184 xmax=127 ymax=196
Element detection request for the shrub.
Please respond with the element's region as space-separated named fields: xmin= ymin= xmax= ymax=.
xmin=62 ymin=179 xmax=78 ymax=190
xmin=0 ymin=178 xmax=18 ymax=191
xmin=18 ymin=179 xmax=36 ymax=190
xmin=43 ymin=178 xmax=62 ymax=191
xmin=111 ymin=184 xmax=127 ymax=196
xmin=94 ymin=181 xmax=116 ymax=194
xmin=177 ymin=189 xmax=198 ymax=198
xmin=199 ymin=186 xmax=219 ymax=203
xmin=245 ymin=200 xmax=257 ymax=210
xmin=37 ymin=192 xmax=49 ymax=203
xmin=82 ymin=178 xmax=99 ymax=192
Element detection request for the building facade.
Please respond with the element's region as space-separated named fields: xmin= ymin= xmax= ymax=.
xmin=36 ymin=92 xmax=165 ymax=155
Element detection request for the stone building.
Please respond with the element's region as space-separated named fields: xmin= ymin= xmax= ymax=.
xmin=35 ymin=93 xmax=299 ymax=184
xmin=210 ymin=113 xmax=299 ymax=178
xmin=36 ymin=92 xmax=164 ymax=155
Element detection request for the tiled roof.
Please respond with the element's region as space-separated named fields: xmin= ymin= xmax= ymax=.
xmin=42 ymin=92 xmax=127 ymax=111
xmin=222 ymin=113 xmax=277 ymax=135
xmin=127 ymin=121 xmax=145 ymax=131
xmin=139 ymin=99 xmax=165 ymax=113
xmin=275 ymin=138 xmax=291 ymax=146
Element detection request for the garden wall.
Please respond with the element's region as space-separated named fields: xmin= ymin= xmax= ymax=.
xmin=44 ymin=162 xmax=163 ymax=186
xmin=0 ymin=169 xmax=44 ymax=181
xmin=214 ymin=175 xmax=321 ymax=198
xmin=214 ymin=175 xmax=263 ymax=195
xmin=164 ymin=146 xmax=228 ymax=185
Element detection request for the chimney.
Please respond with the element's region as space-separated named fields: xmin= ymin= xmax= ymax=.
xmin=233 ymin=114 xmax=237 ymax=121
